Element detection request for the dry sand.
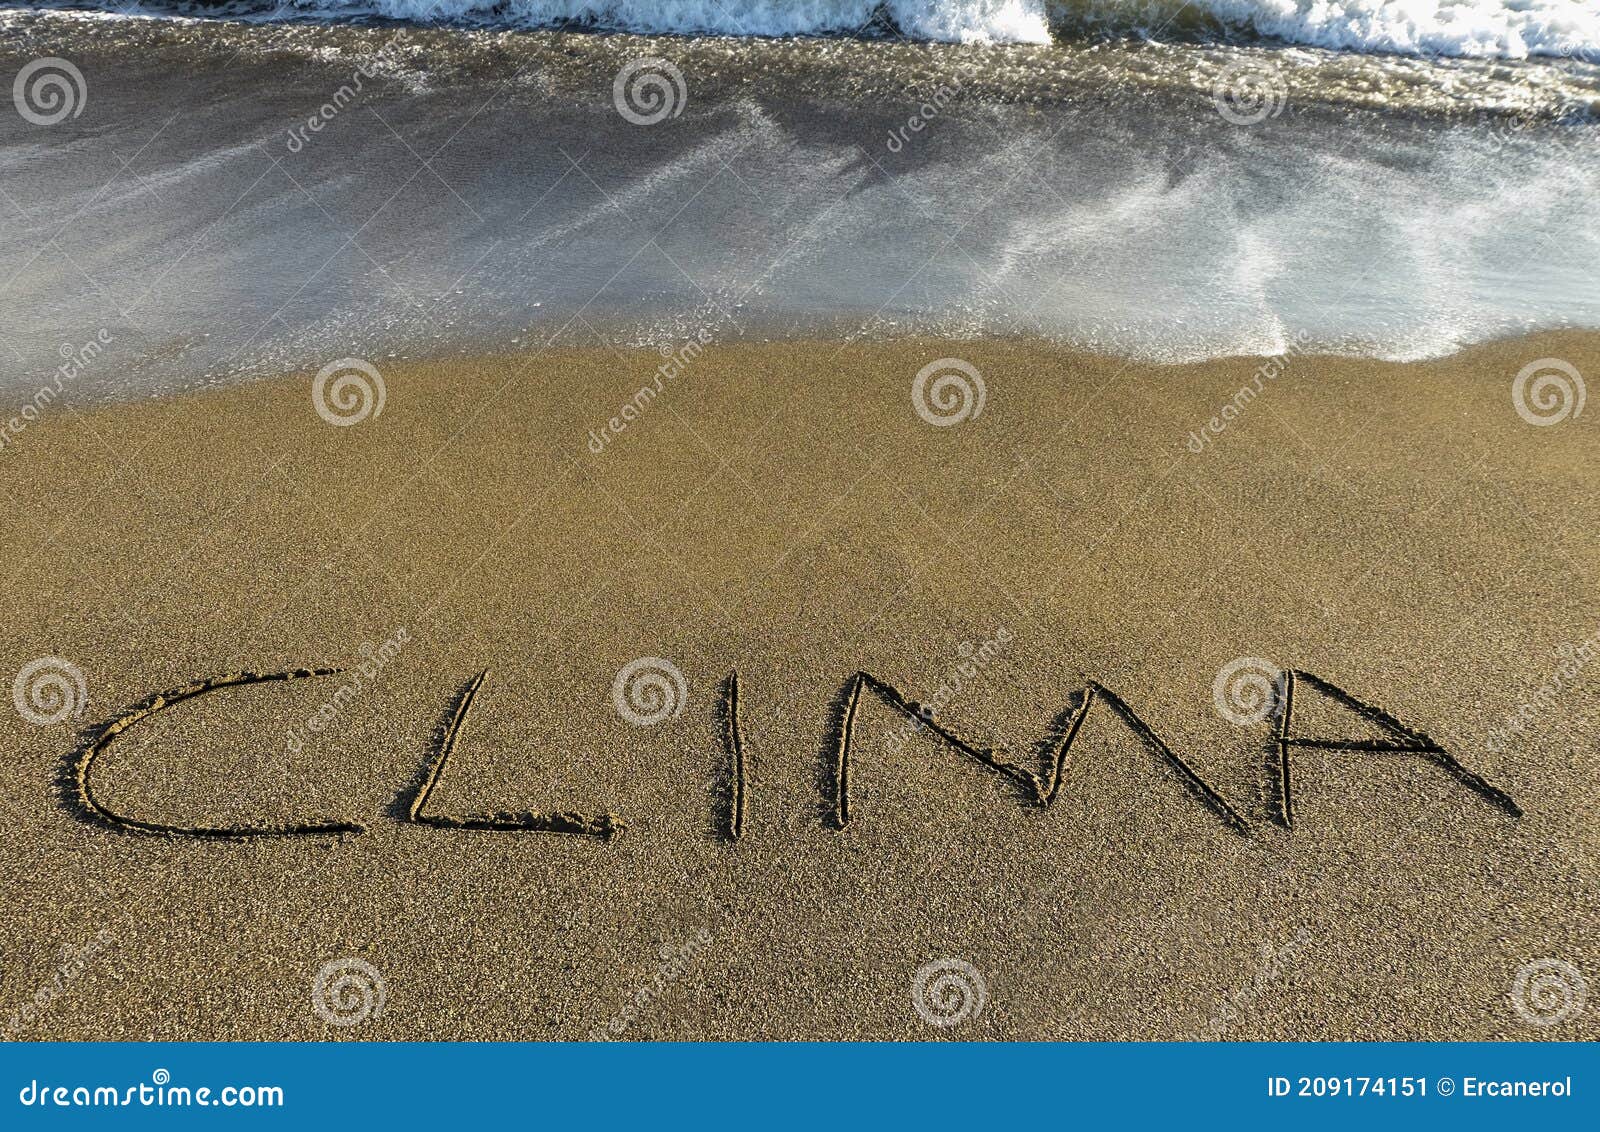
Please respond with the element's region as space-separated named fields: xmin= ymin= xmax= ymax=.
xmin=0 ymin=333 xmax=1596 ymax=1040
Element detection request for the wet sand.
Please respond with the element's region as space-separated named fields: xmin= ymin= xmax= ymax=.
xmin=5 ymin=10 xmax=1598 ymax=401
xmin=0 ymin=333 xmax=1596 ymax=1039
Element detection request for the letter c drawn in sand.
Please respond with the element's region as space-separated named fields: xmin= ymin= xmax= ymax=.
xmin=69 ymin=668 xmax=366 ymax=839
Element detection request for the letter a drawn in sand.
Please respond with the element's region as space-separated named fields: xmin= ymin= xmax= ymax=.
xmin=1269 ymin=670 xmax=1521 ymax=827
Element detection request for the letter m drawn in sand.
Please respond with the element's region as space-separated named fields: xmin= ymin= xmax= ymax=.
xmin=829 ymin=672 xmax=1251 ymax=835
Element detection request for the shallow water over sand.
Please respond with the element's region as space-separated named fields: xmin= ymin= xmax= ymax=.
xmin=0 ymin=10 xmax=1597 ymax=399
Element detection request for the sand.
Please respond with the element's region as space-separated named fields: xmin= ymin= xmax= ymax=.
xmin=1 ymin=333 xmax=1596 ymax=1040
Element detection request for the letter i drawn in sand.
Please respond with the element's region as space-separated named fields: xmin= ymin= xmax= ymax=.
xmin=720 ymin=671 xmax=748 ymax=842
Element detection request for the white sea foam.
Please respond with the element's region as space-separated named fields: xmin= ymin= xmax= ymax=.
xmin=0 ymin=4 xmax=1595 ymax=399
xmin=57 ymin=1 xmax=1600 ymax=57
xmin=334 ymin=1 xmax=1600 ymax=57
xmin=277 ymin=0 xmax=1053 ymax=44
xmin=1055 ymin=0 xmax=1600 ymax=60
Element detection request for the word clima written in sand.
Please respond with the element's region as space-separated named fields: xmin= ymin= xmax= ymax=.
xmin=60 ymin=659 xmax=1522 ymax=847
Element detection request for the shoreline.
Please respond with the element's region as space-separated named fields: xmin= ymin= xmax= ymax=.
xmin=13 ymin=320 xmax=1594 ymax=416
xmin=1 ymin=330 xmax=1595 ymax=1039
xmin=5 ymin=12 xmax=1596 ymax=401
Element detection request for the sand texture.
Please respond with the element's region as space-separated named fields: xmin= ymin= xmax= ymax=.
xmin=1 ymin=334 xmax=1596 ymax=1040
